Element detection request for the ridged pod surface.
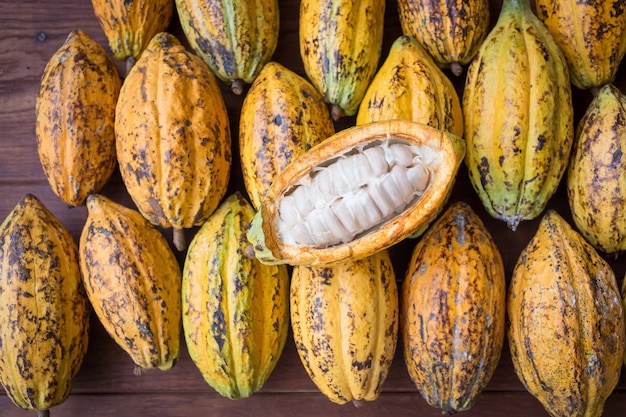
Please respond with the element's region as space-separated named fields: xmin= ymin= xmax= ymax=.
xmin=536 ymin=0 xmax=626 ymax=90
xmin=247 ymin=120 xmax=465 ymax=266
xmin=356 ymin=35 xmax=464 ymax=139
xmin=567 ymin=84 xmax=626 ymax=255
xmin=239 ymin=61 xmax=335 ymax=209
xmin=401 ymin=201 xmax=505 ymax=413
xmin=508 ymin=210 xmax=625 ymax=417
xmin=397 ymin=0 xmax=490 ymax=76
xmin=299 ymin=0 xmax=385 ymax=119
xmin=79 ymin=194 xmax=181 ymax=373
xmin=0 ymin=194 xmax=90 ymax=415
xmin=175 ymin=0 xmax=279 ymax=94
xmin=91 ymin=0 xmax=174 ymax=71
xmin=290 ymin=249 xmax=398 ymax=405
xmin=182 ymin=192 xmax=289 ymax=399
xmin=35 ymin=29 xmax=121 ymax=207
xmin=115 ymin=32 xmax=231 ymax=251
xmin=462 ymin=0 xmax=574 ymax=231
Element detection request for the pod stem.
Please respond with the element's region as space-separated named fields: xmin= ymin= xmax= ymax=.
xmin=352 ymin=400 xmax=364 ymax=408
xmin=331 ymin=104 xmax=343 ymax=121
xmin=37 ymin=410 xmax=50 ymax=417
xmin=450 ymin=62 xmax=464 ymax=77
xmin=125 ymin=56 xmax=136 ymax=77
xmin=173 ymin=228 xmax=186 ymax=252
xmin=231 ymin=79 xmax=245 ymax=95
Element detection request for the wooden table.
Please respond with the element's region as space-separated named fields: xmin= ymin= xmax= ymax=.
xmin=2 ymin=1 xmax=626 ymax=416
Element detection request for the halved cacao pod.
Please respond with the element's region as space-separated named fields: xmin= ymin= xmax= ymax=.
xmin=567 ymin=84 xmax=626 ymax=255
xmin=182 ymin=192 xmax=290 ymax=399
xmin=356 ymin=35 xmax=463 ymax=139
xmin=247 ymin=120 xmax=465 ymax=266
xmin=0 ymin=194 xmax=90 ymax=415
xmin=401 ymin=201 xmax=505 ymax=413
xmin=508 ymin=210 xmax=625 ymax=417
xmin=36 ymin=29 xmax=122 ymax=207
xmin=79 ymin=194 xmax=182 ymax=373
xmin=239 ymin=61 xmax=335 ymax=210
xmin=115 ymin=32 xmax=232 ymax=251
xmin=290 ymin=249 xmax=398 ymax=405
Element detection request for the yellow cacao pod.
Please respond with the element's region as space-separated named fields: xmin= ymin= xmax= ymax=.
xmin=79 ymin=194 xmax=182 ymax=373
xmin=401 ymin=201 xmax=505 ymax=413
xmin=175 ymin=0 xmax=279 ymax=94
xmin=508 ymin=210 xmax=625 ymax=417
xmin=462 ymin=0 xmax=574 ymax=231
xmin=91 ymin=0 xmax=174 ymax=68
xmin=239 ymin=61 xmax=335 ymax=210
xmin=35 ymin=29 xmax=122 ymax=207
xmin=567 ymin=84 xmax=626 ymax=255
xmin=397 ymin=0 xmax=490 ymax=76
xmin=247 ymin=120 xmax=465 ymax=266
xmin=182 ymin=192 xmax=290 ymax=399
xmin=115 ymin=32 xmax=232 ymax=251
xmin=356 ymin=35 xmax=464 ymax=139
xmin=290 ymin=249 xmax=398 ymax=405
xmin=536 ymin=0 xmax=626 ymax=90
xmin=0 ymin=194 xmax=90 ymax=415
xmin=299 ymin=0 xmax=385 ymax=119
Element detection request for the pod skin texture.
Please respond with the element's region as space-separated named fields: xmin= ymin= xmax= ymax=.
xmin=0 ymin=194 xmax=90 ymax=415
xmin=356 ymin=35 xmax=464 ymax=139
xmin=290 ymin=249 xmax=398 ymax=405
xmin=567 ymin=84 xmax=626 ymax=255
xmin=401 ymin=201 xmax=505 ymax=413
xmin=508 ymin=210 xmax=625 ymax=417
xmin=183 ymin=193 xmax=289 ymax=399
xmin=247 ymin=120 xmax=465 ymax=266
xmin=36 ymin=29 xmax=122 ymax=207
xmin=536 ymin=0 xmax=626 ymax=90
xmin=79 ymin=194 xmax=182 ymax=373
xmin=239 ymin=61 xmax=335 ymax=210
xmin=397 ymin=0 xmax=490 ymax=76
xmin=115 ymin=32 xmax=232 ymax=251
xmin=175 ymin=0 xmax=279 ymax=94
xmin=299 ymin=0 xmax=385 ymax=119
xmin=462 ymin=0 xmax=574 ymax=231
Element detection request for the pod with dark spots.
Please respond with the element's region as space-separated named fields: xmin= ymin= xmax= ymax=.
xmin=182 ymin=192 xmax=289 ymax=399
xmin=401 ymin=201 xmax=506 ymax=414
xmin=0 ymin=194 xmax=90 ymax=416
xmin=462 ymin=0 xmax=574 ymax=231
xmin=356 ymin=35 xmax=464 ymax=139
xmin=290 ymin=249 xmax=398 ymax=405
xmin=175 ymin=0 xmax=279 ymax=94
xmin=239 ymin=61 xmax=335 ymax=210
xmin=508 ymin=210 xmax=625 ymax=417
xmin=567 ymin=84 xmax=626 ymax=255
xmin=79 ymin=194 xmax=181 ymax=373
xmin=247 ymin=119 xmax=465 ymax=266
xmin=115 ymin=32 xmax=232 ymax=251
xmin=36 ymin=29 xmax=122 ymax=207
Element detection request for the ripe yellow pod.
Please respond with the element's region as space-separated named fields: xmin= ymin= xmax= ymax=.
xmin=247 ymin=120 xmax=465 ymax=266
xmin=239 ymin=61 xmax=335 ymax=209
xmin=36 ymin=29 xmax=121 ymax=207
xmin=182 ymin=193 xmax=290 ymax=399
xmin=0 ymin=194 xmax=90 ymax=416
xmin=508 ymin=210 xmax=625 ymax=417
xmin=402 ymin=201 xmax=505 ymax=413
xmin=290 ymin=249 xmax=398 ymax=405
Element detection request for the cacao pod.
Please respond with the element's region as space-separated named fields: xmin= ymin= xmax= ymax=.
xmin=401 ymin=201 xmax=506 ymax=413
xmin=462 ymin=0 xmax=574 ymax=231
xmin=239 ymin=61 xmax=335 ymax=210
xmin=182 ymin=192 xmax=290 ymax=399
xmin=0 ymin=194 xmax=90 ymax=415
xmin=35 ymin=29 xmax=121 ymax=207
xmin=247 ymin=119 xmax=465 ymax=266
xmin=508 ymin=210 xmax=625 ymax=417
xmin=115 ymin=32 xmax=231 ymax=251
xmin=290 ymin=249 xmax=398 ymax=405
xmin=79 ymin=194 xmax=181 ymax=373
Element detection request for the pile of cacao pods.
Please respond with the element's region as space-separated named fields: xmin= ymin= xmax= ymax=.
xmin=1 ymin=0 xmax=626 ymax=416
